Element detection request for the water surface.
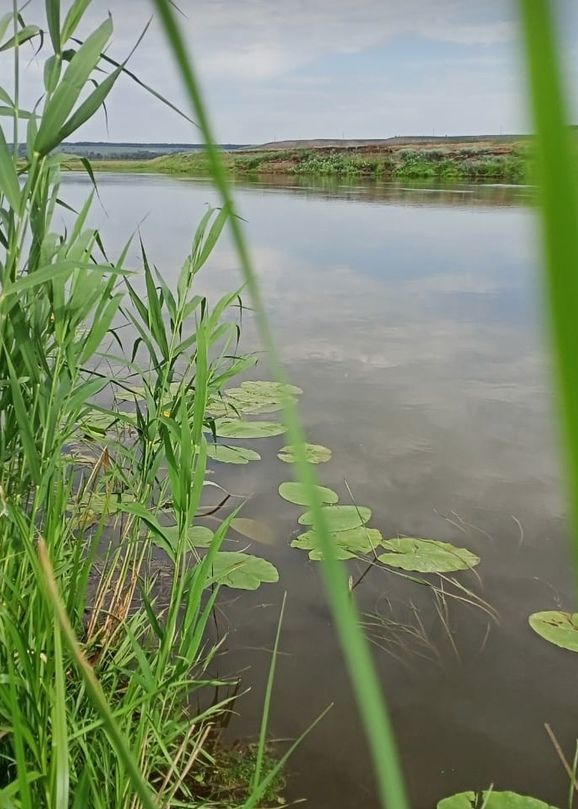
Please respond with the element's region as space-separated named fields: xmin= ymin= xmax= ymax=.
xmin=62 ymin=173 xmax=574 ymax=808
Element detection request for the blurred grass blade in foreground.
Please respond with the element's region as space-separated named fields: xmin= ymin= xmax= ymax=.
xmin=151 ymin=1 xmax=410 ymax=807
xmin=519 ymin=0 xmax=578 ymax=594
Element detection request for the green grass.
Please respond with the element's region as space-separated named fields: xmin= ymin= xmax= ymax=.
xmin=519 ymin=0 xmax=578 ymax=592
xmin=0 ymin=2 xmax=287 ymax=807
xmin=68 ymin=144 xmax=529 ymax=183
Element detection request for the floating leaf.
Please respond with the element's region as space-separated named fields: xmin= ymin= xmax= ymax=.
xmin=298 ymin=505 xmax=371 ymax=531
xmin=230 ymin=400 xmax=284 ymax=415
xmin=209 ymin=551 xmax=279 ymax=590
xmin=208 ymin=396 xmax=282 ymax=417
xmin=115 ymin=386 xmax=147 ymax=401
xmin=438 ymin=792 xmax=559 ymax=809
xmin=291 ymin=527 xmax=383 ymax=560
xmin=213 ymin=419 xmax=286 ymax=439
xmin=279 ymin=481 xmax=338 ymax=506
xmin=163 ymin=525 xmax=214 ymax=548
xmin=378 ymin=538 xmax=479 ymax=573
xmin=205 ymin=399 xmax=229 ymax=418
xmin=278 ymin=443 xmax=332 ymax=464
xmin=78 ymin=410 xmax=136 ymax=435
xmin=229 ymin=381 xmax=302 ymax=400
xmin=70 ymin=508 xmax=100 ymax=531
xmin=223 ymin=381 xmax=301 ymax=414
xmin=230 ymin=517 xmax=275 ymax=545
xmin=529 ymin=611 xmax=578 ymax=652
xmin=206 ymin=444 xmax=261 ymax=464
xmin=71 ymin=492 xmax=134 ymax=517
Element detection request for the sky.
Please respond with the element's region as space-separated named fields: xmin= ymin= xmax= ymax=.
xmin=5 ymin=0 xmax=578 ymax=144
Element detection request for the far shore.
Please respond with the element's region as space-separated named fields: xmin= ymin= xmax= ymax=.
xmin=60 ymin=137 xmax=529 ymax=182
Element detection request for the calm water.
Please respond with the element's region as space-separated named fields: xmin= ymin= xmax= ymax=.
xmin=62 ymin=172 xmax=574 ymax=808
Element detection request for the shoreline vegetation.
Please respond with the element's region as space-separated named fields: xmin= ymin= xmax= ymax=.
xmin=62 ymin=138 xmax=530 ymax=182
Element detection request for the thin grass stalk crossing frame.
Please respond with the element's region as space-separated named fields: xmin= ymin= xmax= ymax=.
xmin=151 ymin=2 xmax=410 ymax=807
xmin=518 ymin=0 xmax=578 ymax=598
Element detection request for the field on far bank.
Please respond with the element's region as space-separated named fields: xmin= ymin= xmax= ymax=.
xmin=65 ymin=139 xmax=530 ymax=182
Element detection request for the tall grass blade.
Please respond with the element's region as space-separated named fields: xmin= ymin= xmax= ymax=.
xmin=0 ymin=124 xmax=21 ymax=211
xmin=152 ymin=2 xmax=409 ymax=807
xmin=44 ymin=0 xmax=61 ymax=55
xmin=251 ymin=592 xmax=286 ymax=793
xmin=518 ymin=0 xmax=578 ymax=594
xmin=35 ymin=16 xmax=113 ymax=154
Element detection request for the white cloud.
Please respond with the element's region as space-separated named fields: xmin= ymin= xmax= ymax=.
xmin=1 ymin=0 xmax=576 ymax=141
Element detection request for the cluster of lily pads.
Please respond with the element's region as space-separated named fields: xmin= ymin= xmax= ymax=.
xmin=76 ymin=381 xmax=574 ymax=804
xmin=69 ymin=380 xmax=308 ymax=592
xmin=278 ymin=466 xmax=481 ymax=576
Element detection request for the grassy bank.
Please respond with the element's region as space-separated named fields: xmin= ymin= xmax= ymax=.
xmin=0 ymin=4 xmax=288 ymax=807
xmin=66 ymin=141 xmax=529 ymax=182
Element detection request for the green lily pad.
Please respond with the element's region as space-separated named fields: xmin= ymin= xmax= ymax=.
xmin=291 ymin=527 xmax=383 ymax=560
xmin=115 ymin=381 xmax=185 ymax=402
xmin=229 ymin=381 xmax=302 ymax=400
xmin=71 ymin=492 xmax=135 ymax=517
xmin=205 ymin=444 xmax=261 ymax=464
xmin=298 ymin=505 xmax=371 ymax=531
xmin=230 ymin=517 xmax=275 ymax=545
xmin=278 ymin=482 xmax=338 ymax=506
xmin=230 ymin=400 xmax=284 ymax=415
xmin=223 ymin=380 xmax=301 ymax=414
xmin=378 ymin=538 xmax=479 ymax=573
xmin=208 ymin=396 xmax=283 ymax=417
xmin=205 ymin=400 xmax=233 ymax=418
xmin=213 ymin=419 xmax=287 ymax=439
xmin=163 ymin=525 xmax=214 ymax=548
xmin=115 ymin=386 xmax=147 ymax=401
xmin=209 ymin=552 xmax=279 ymax=590
xmin=529 ymin=611 xmax=578 ymax=652
xmin=278 ymin=443 xmax=332 ymax=464
xmin=438 ymin=791 xmax=559 ymax=809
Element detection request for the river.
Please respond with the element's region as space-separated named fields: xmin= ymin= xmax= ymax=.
xmin=62 ymin=172 xmax=574 ymax=808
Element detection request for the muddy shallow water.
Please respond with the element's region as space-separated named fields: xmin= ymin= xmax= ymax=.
xmin=62 ymin=172 xmax=575 ymax=808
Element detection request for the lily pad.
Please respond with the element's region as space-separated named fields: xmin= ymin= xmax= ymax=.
xmin=205 ymin=444 xmax=261 ymax=464
xmin=213 ymin=419 xmax=287 ymax=439
xmin=115 ymin=386 xmax=147 ymax=401
xmin=163 ymin=525 xmax=214 ymax=548
xmin=528 ymin=611 xmax=578 ymax=652
xmin=298 ymin=505 xmax=371 ymax=531
xmin=210 ymin=551 xmax=279 ymax=590
xmin=279 ymin=482 xmax=339 ymax=506
xmin=438 ymin=791 xmax=559 ymax=809
xmin=378 ymin=538 xmax=479 ymax=573
xmin=230 ymin=400 xmax=284 ymax=415
xmin=278 ymin=443 xmax=332 ymax=464
xmin=291 ymin=527 xmax=383 ymax=560
xmin=230 ymin=517 xmax=275 ymax=545
xmin=230 ymin=381 xmax=302 ymax=400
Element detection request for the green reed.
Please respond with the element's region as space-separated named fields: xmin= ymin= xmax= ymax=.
xmin=0 ymin=1 xmax=277 ymax=806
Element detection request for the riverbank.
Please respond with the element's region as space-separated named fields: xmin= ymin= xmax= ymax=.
xmin=64 ymin=140 xmax=529 ymax=182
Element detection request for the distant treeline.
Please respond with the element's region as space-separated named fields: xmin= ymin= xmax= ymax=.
xmin=15 ymin=141 xmax=249 ymax=160
xmin=58 ymin=141 xmax=249 ymax=159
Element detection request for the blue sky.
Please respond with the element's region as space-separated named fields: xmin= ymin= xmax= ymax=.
xmin=8 ymin=0 xmax=578 ymax=143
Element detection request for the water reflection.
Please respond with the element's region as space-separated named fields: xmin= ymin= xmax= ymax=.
xmin=61 ymin=172 xmax=572 ymax=809
xmin=169 ymin=172 xmax=534 ymax=208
